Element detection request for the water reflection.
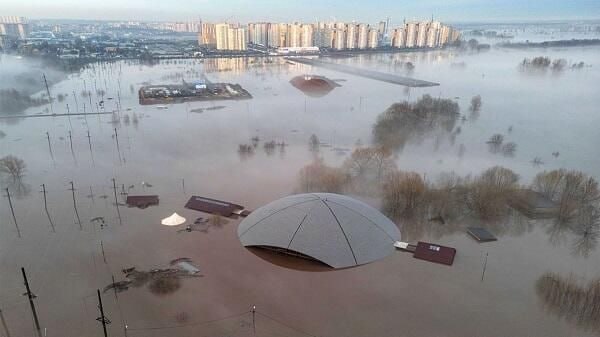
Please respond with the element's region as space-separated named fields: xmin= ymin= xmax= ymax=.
xmin=247 ymin=247 xmax=331 ymax=272
xmin=536 ymin=272 xmax=600 ymax=333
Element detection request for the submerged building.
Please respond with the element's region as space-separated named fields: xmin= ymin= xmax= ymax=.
xmin=238 ymin=193 xmax=401 ymax=269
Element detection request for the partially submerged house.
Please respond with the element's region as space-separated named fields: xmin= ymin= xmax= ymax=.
xmin=509 ymin=189 xmax=559 ymax=219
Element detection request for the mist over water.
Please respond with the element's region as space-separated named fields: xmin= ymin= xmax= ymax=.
xmin=1 ymin=40 xmax=599 ymax=336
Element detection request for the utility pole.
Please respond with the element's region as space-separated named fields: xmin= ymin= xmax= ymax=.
xmin=5 ymin=188 xmax=21 ymax=238
xmin=96 ymin=290 xmax=110 ymax=337
xmin=69 ymin=181 xmax=82 ymax=230
xmin=41 ymin=184 xmax=55 ymax=233
xmin=21 ymin=268 xmax=42 ymax=337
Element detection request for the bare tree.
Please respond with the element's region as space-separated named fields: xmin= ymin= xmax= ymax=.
xmin=532 ymin=169 xmax=600 ymax=222
xmin=464 ymin=166 xmax=519 ymax=219
xmin=0 ymin=155 xmax=26 ymax=183
xmin=298 ymin=159 xmax=349 ymax=193
xmin=470 ymin=95 xmax=482 ymax=112
xmin=309 ymin=134 xmax=320 ymax=153
xmin=343 ymin=147 xmax=377 ymax=178
xmin=383 ymin=171 xmax=427 ymax=216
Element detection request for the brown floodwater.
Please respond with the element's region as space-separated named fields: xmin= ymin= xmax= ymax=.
xmin=1 ymin=42 xmax=600 ymax=337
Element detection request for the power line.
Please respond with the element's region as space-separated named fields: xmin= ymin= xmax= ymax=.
xmin=126 ymin=310 xmax=250 ymax=331
xmin=256 ymin=311 xmax=317 ymax=337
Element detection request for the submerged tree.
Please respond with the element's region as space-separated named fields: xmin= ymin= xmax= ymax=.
xmin=0 ymin=155 xmax=26 ymax=183
xmin=464 ymin=166 xmax=519 ymax=219
xmin=298 ymin=159 xmax=349 ymax=194
xmin=383 ymin=171 xmax=427 ymax=217
xmin=532 ymin=169 xmax=600 ymax=223
xmin=373 ymin=95 xmax=460 ymax=151
xmin=309 ymin=134 xmax=320 ymax=153
xmin=536 ymin=273 xmax=600 ymax=332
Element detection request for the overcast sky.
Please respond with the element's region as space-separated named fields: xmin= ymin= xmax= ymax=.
xmin=3 ymin=0 xmax=599 ymax=23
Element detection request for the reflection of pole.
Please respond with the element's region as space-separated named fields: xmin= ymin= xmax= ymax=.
xmin=69 ymin=181 xmax=82 ymax=230
xmin=41 ymin=184 xmax=55 ymax=233
xmin=73 ymin=90 xmax=79 ymax=113
xmin=481 ymin=252 xmax=488 ymax=282
xmin=100 ymin=241 xmax=107 ymax=264
xmin=46 ymin=132 xmax=54 ymax=161
xmin=252 ymin=305 xmax=256 ymax=336
xmin=96 ymin=290 xmax=108 ymax=337
xmin=87 ymin=130 xmax=94 ymax=164
xmin=0 ymin=308 xmax=11 ymax=337
xmin=68 ymin=130 xmax=74 ymax=152
xmin=5 ymin=188 xmax=21 ymax=238
xmin=112 ymin=178 xmax=122 ymax=225
xmin=21 ymin=268 xmax=42 ymax=337
xmin=43 ymin=73 xmax=53 ymax=114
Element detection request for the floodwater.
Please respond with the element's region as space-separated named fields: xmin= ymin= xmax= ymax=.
xmin=1 ymin=42 xmax=600 ymax=337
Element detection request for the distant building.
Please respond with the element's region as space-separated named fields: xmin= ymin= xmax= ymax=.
xmin=357 ymin=24 xmax=369 ymax=49
xmin=367 ymin=29 xmax=379 ymax=49
xmin=346 ymin=24 xmax=358 ymax=49
xmin=300 ymin=24 xmax=313 ymax=47
xmin=416 ymin=22 xmax=428 ymax=47
xmin=199 ymin=23 xmax=217 ymax=47
xmin=391 ymin=28 xmax=405 ymax=48
xmin=248 ymin=22 xmax=269 ymax=46
xmin=332 ymin=28 xmax=345 ymax=50
xmin=215 ymin=23 xmax=230 ymax=50
xmin=391 ymin=20 xmax=458 ymax=49
xmin=287 ymin=23 xmax=302 ymax=47
xmin=0 ymin=16 xmax=29 ymax=40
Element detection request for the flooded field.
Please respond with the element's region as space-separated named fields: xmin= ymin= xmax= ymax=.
xmin=1 ymin=43 xmax=600 ymax=337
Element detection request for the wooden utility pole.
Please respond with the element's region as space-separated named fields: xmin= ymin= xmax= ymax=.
xmin=5 ymin=188 xmax=21 ymax=238
xmin=69 ymin=182 xmax=82 ymax=230
xmin=21 ymin=268 xmax=42 ymax=337
xmin=41 ymin=184 xmax=55 ymax=233
xmin=96 ymin=290 xmax=109 ymax=337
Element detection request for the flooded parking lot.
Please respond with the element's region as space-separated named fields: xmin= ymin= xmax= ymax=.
xmin=1 ymin=44 xmax=600 ymax=337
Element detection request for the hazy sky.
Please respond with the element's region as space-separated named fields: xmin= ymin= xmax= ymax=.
xmin=3 ymin=0 xmax=599 ymax=23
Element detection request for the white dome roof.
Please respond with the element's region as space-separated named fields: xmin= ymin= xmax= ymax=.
xmin=238 ymin=193 xmax=400 ymax=269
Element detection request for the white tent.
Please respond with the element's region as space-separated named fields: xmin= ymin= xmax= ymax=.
xmin=161 ymin=213 xmax=186 ymax=226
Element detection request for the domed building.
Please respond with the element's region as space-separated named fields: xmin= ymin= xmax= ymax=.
xmin=289 ymin=75 xmax=341 ymax=98
xmin=238 ymin=193 xmax=400 ymax=269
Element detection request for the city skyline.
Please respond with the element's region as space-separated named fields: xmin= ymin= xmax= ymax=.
xmin=3 ymin=0 xmax=600 ymax=23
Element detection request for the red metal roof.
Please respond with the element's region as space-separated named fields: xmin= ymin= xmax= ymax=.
xmin=413 ymin=242 xmax=456 ymax=266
